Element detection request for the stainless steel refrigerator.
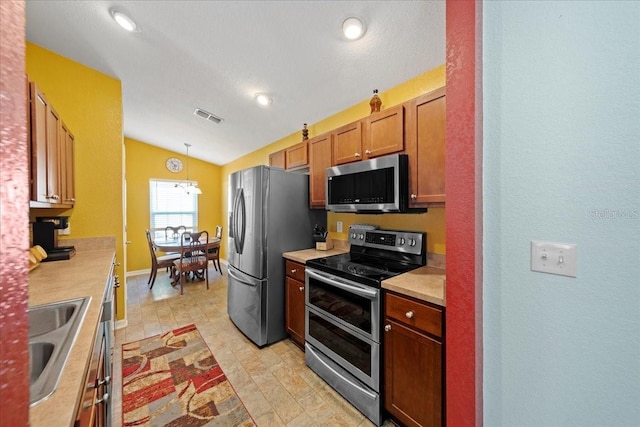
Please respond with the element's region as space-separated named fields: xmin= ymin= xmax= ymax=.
xmin=227 ymin=165 xmax=325 ymax=347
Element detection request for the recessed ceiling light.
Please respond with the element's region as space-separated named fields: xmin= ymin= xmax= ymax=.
xmin=254 ymin=93 xmax=272 ymax=107
xmin=343 ymin=17 xmax=365 ymax=40
xmin=110 ymin=9 xmax=139 ymax=32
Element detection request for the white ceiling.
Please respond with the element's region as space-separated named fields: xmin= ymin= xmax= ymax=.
xmin=25 ymin=1 xmax=445 ymax=165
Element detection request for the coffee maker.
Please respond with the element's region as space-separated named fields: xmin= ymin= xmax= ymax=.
xmin=32 ymin=216 xmax=76 ymax=261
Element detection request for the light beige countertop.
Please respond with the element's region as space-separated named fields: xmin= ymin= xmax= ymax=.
xmin=28 ymin=249 xmax=115 ymax=427
xmin=282 ymin=247 xmax=349 ymax=264
xmin=382 ymin=266 xmax=446 ymax=307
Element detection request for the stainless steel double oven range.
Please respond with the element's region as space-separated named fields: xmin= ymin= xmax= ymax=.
xmin=305 ymin=226 xmax=426 ymax=426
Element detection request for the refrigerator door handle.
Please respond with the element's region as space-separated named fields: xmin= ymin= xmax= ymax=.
xmin=231 ymin=189 xmax=243 ymax=254
xmin=227 ymin=267 xmax=257 ymax=287
xmin=237 ymin=188 xmax=246 ymax=254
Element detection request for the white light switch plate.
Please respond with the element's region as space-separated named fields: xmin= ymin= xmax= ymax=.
xmin=337 ymin=221 xmax=343 ymax=233
xmin=531 ymin=240 xmax=577 ymax=277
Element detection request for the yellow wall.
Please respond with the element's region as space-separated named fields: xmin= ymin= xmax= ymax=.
xmin=125 ymin=138 xmax=223 ymax=271
xmin=26 ymin=43 xmax=126 ymax=317
xmin=220 ymin=65 xmax=447 ymax=255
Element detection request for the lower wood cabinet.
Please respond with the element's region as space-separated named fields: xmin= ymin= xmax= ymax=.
xmin=384 ymin=291 xmax=444 ymax=427
xmin=75 ymin=318 xmax=107 ymax=427
xmin=285 ymin=259 xmax=306 ymax=348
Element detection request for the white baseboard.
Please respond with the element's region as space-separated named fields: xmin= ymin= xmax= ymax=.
xmin=126 ymin=260 xmax=226 ymax=279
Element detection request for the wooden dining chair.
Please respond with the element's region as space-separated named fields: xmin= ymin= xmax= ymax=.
xmin=165 ymin=225 xmax=186 ymax=239
xmin=173 ymin=230 xmax=209 ymax=295
xmin=207 ymin=226 xmax=223 ymax=273
xmin=145 ymin=230 xmax=179 ymax=289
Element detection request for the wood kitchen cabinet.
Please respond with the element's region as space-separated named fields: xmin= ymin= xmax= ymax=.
xmin=29 ymin=81 xmax=54 ymax=204
xmin=384 ymin=291 xmax=444 ymax=427
xmin=285 ymin=141 xmax=309 ymax=170
xmin=75 ymin=319 xmax=107 ymax=427
xmin=405 ymin=87 xmax=446 ymax=207
xmin=269 ymin=149 xmax=286 ymax=169
xmin=308 ymin=132 xmax=333 ymax=208
xmin=60 ymin=122 xmax=76 ymax=205
xmin=28 ymin=80 xmax=76 ymax=208
xmin=332 ymin=120 xmax=363 ymax=165
xmin=285 ymin=259 xmax=306 ymax=348
xmin=363 ymin=104 xmax=405 ymax=159
xmin=333 ymin=105 xmax=405 ymax=165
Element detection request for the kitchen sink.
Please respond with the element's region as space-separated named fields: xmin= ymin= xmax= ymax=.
xmin=29 ymin=303 xmax=77 ymax=338
xmin=28 ymin=297 xmax=91 ymax=406
xmin=29 ymin=342 xmax=55 ymax=384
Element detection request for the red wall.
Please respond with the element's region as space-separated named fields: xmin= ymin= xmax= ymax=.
xmin=0 ymin=1 xmax=30 ymax=425
xmin=446 ymin=0 xmax=482 ymax=425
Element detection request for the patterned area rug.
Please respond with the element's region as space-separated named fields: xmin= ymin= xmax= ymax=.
xmin=122 ymin=324 xmax=255 ymax=426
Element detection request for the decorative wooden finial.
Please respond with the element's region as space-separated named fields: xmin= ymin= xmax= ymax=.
xmin=370 ymin=89 xmax=381 ymax=113
xmin=302 ymin=123 xmax=309 ymax=140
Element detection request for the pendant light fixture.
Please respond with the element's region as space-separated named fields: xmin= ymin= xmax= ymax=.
xmin=176 ymin=143 xmax=202 ymax=195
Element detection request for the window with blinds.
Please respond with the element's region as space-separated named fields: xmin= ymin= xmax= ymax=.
xmin=149 ymin=180 xmax=198 ymax=238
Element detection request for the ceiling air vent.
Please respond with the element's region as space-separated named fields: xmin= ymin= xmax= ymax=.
xmin=193 ymin=108 xmax=222 ymax=124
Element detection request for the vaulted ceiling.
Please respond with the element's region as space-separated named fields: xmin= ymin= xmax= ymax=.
xmin=26 ymin=1 xmax=445 ymax=165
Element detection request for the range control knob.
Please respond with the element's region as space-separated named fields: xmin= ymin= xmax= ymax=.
xmin=359 ymin=233 xmax=365 ymax=240
xmin=398 ymin=237 xmax=406 ymax=246
xmin=409 ymin=238 xmax=416 ymax=247
xmin=351 ymin=232 xmax=357 ymax=239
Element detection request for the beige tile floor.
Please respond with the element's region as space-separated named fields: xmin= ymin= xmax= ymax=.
xmin=112 ymin=263 xmax=396 ymax=427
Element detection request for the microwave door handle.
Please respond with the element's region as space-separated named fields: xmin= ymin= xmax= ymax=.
xmin=306 ymin=269 xmax=378 ymax=300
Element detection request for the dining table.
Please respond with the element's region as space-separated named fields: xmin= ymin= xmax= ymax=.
xmin=153 ymin=236 xmax=221 ymax=252
xmin=152 ymin=235 xmax=221 ymax=285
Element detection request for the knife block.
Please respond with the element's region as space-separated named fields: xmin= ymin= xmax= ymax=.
xmin=316 ymin=236 xmax=334 ymax=251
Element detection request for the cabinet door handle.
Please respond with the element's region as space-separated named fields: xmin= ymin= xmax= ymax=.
xmin=384 ymin=324 xmax=391 ymax=332
xmin=95 ymin=392 xmax=110 ymax=405
xmin=405 ymin=311 xmax=414 ymax=319
xmin=354 ymin=152 xmax=361 ymax=158
xmin=365 ymin=149 xmax=371 ymax=155
xmin=291 ymin=269 xmax=297 ymax=273
xmin=299 ymin=286 xmax=304 ymax=292
xmin=98 ymin=376 xmax=111 ymax=386
xmin=410 ymin=194 xmax=417 ymax=200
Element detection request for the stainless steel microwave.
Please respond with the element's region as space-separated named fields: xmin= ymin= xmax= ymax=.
xmin=325 ymin=154 xmax=409 ymax=213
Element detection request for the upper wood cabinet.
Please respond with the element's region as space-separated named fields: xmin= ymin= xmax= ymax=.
xmin=28 ymin=80 xmax=76 ymax=208
xmin=333 ymin=105 xmax=405 ymax=165
xmin=405 ymin=87 xmax=446 ymax=207
xmin=29 ymin=82 xmax=50 ymax=203
xmin=332 ymin=120 xmax=363 ymax=165
xmin=60 ymin=123 xmax=76 ymax=205
xmin=308 ymin=132 xmax=333 ymax=209
xmin=269 ymin=149 xmax=285 ymax=169
xmin=285 ymin=141 xmax=308 ymax=170
xmin=363 ymin=104 xmax=405 ymax=159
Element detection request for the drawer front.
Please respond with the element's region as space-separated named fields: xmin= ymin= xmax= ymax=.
xmin=385 ymin=292 xmax=443 ymax=338
xmin=285 ymin=260 xmax=305 ymax=282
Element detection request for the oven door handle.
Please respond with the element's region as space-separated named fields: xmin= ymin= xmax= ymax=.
xmin=306 ymin=343 xmax=377 ymax=400
xmin=306 ymin=269 xmax=378 ymax=300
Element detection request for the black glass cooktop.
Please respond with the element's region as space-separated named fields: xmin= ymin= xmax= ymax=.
xmin=306 ymin=252 xmax=421 ymax=287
